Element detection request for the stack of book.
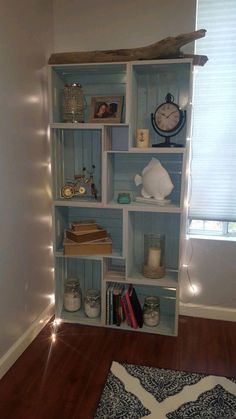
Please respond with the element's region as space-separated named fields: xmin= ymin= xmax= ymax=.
xmin=106 ymin=283 xmax=143 ymax=329
xmin=63 ymin=220 xmax=112 ymax=255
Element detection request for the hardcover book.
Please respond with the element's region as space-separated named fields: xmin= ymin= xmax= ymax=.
xmin=124 ymin=286 xmax=138 ymax=329
xmin=128 ymin=285 xmax=143 ymax=328
xmin=71 ymin=220 xmax=98 ymax=232
xmin=120 ymin=291 xmax=132 ymax=327
xmin=65 ymin=228 xmax=107 ymax=243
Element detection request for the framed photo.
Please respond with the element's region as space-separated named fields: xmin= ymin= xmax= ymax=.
xmin=90 ymin=96 xmax=123 ymax=123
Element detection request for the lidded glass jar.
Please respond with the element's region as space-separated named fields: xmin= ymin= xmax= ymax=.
xmin=84 ymin=289 xmax=101 ymax=318
xmin=63 ymin=279 xmax=82 ymax=312
xmin=143 ymin=296 xmax=160 ymax=327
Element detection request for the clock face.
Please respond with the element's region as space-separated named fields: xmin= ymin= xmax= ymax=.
xmin=155 ymin=103 xmax=181 ymax=132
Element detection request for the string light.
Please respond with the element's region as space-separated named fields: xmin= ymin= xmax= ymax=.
xmin=48 ymin=294 xmax=55 ymax=304
xmin=50 ymin=318 xmax=62 ymax=343
xmin=26 ymin=95 xmax=40 ymax=104
xmin=53 ymin=318 xmax=62 ymax=326
xmin=189 ymin=284 xmax=199 ymax=295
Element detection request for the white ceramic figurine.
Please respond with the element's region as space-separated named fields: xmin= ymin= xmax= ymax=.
xmin=134 ymin=158 xmax=174 ymax=202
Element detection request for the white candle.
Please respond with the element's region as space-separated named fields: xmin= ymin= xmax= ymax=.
xmin=136 ymin=129 xmax=150 ymax=148
xmin=147 ymin=247 xmax=161 ymax=269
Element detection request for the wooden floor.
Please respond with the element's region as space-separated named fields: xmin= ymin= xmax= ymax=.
xmin=0 ymin=316 xmax=235 ymax=419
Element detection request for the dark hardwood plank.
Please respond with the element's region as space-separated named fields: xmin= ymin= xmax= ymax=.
xmin=0 ymin=316 xmax=235 ymax=419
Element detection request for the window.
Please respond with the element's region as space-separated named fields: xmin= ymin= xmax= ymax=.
xmin=189 ymin=0 xmax=236 ymax=236
xmin=189 ymin=219 xmax=236 ymax=237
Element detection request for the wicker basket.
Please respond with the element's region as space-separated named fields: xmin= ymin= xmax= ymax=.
xmin=143 ymin=263 xmax=165 ymax=279
xmin=63 ymin=83 xmax=85 ymax=123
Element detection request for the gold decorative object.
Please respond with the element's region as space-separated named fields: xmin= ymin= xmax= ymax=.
xmin=63 ymin=83 xmax=85 ymax=123
xmin=61 ymin=165 xmax=97 ymax=199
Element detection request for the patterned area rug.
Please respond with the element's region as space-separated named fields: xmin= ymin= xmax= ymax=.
xmin=94 ymin=362 xmax=236 ymax=418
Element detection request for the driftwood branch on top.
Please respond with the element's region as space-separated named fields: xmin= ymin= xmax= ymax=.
xmin=48 ymin=29 xmax=208 ymax=66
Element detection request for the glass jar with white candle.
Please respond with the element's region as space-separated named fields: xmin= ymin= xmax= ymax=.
xmin=63 ymin=279 xmax=82 ymax=312
xmin=143 ymin=296 xmax=160 ymax=327
xmin=143 ymin=233 xmax=165 ymax=279
xmin=84 ymin=289 xmax=101 ymax=318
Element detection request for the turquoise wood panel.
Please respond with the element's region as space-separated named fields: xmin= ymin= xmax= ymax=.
xmin=104 ymin=257 xmax=126 ymax=273
xmin=128 ymin=212 xmax=180 ymax=272
xmin=108 ymin=153 xmax=183 ymax=205
xmin=109 ymin=127 xmax=129 ymax=151
xmin=66 ymin=258 xmax=101 ymax=295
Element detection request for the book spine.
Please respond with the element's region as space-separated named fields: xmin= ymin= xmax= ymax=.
xmin=106 ymin=283 xmax=111 ymax=325
xmin=129 ymin=286 xmax=143 ymax=328
xmin=121 ymin=292 xmax=132 ymax=327
xmin=109 ymin=283 xmax=115 ymax=325
xmin=125 ymin=287 xmax=138 ymax=329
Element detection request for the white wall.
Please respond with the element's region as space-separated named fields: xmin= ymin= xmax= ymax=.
xmin=180 ymin=238 xmax=236 ymax=320
xmin=52 ymin=0 xmax=196 ymax=53
xmin=52 ymin=0 xmax=236 ymax=320
xmin=0 ymin=0 xmax=54 ymax=363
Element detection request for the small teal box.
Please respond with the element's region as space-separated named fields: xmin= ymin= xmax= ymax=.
xmin=117 ymin=193 xmax=131 ymax=204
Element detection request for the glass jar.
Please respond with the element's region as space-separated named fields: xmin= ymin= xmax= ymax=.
xmin=143 ymin=233 xmax=165 ymax=279
xmin=63 ymin=83 xmax=85 ymax=123
xmin=143 ymin=296 xmax=160 ymax=327
xmin=84 ymin=289 xmax=101 ymax=318
xmin=63 ymin=279 xmax=82 ymax=312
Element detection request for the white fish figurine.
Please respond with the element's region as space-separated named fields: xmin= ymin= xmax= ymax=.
xmin=134 ymin=158 xmax=174 ymax=201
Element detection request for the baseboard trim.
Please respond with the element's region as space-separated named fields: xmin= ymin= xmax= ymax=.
xmin=0 ymin=303 xmax=55 ymax=380
xmin=180 ymin=302 xmax=236 ymax=322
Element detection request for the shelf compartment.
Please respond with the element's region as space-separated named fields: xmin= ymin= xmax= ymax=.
xmin=104 ymin=126 xmax=129 ymax=151
xmin=103 ymin=258 xmax=126 ymax=281
xmin=126 ymin=270 xmax=178 ymax=287
xmin=105 ymin=282 xmax=177 ymax=336
xmin=127 ymin=211 xmax=181 ymax=278
xmin=106 ymin=152 xmax=183 ymax=207
xmin=130 ymin=61 xmax=192 ymax=148
xmin=54 ymin=206 xmax=123 ymax=257
xmin=50 ymin=64 xmax=127 ymax=123
xmin=55 ymin=257 xmax=102 ymax=325
xmin=51 ymin=128 xmax=102 ymax=203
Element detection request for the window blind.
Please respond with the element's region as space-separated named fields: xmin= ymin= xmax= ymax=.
xmin=190 ymin=0 xmax=236 ymax=221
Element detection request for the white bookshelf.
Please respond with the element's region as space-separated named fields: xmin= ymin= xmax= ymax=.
xmin=49 ymin=58 xmax=193 ymax=336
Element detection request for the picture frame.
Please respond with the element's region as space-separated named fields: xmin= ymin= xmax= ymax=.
xmin=89 ymin=96 xmax=123 ymax=123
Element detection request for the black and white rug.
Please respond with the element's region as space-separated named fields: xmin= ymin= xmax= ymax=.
xmin=94 ymin=361 xmax=236 ymax=418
